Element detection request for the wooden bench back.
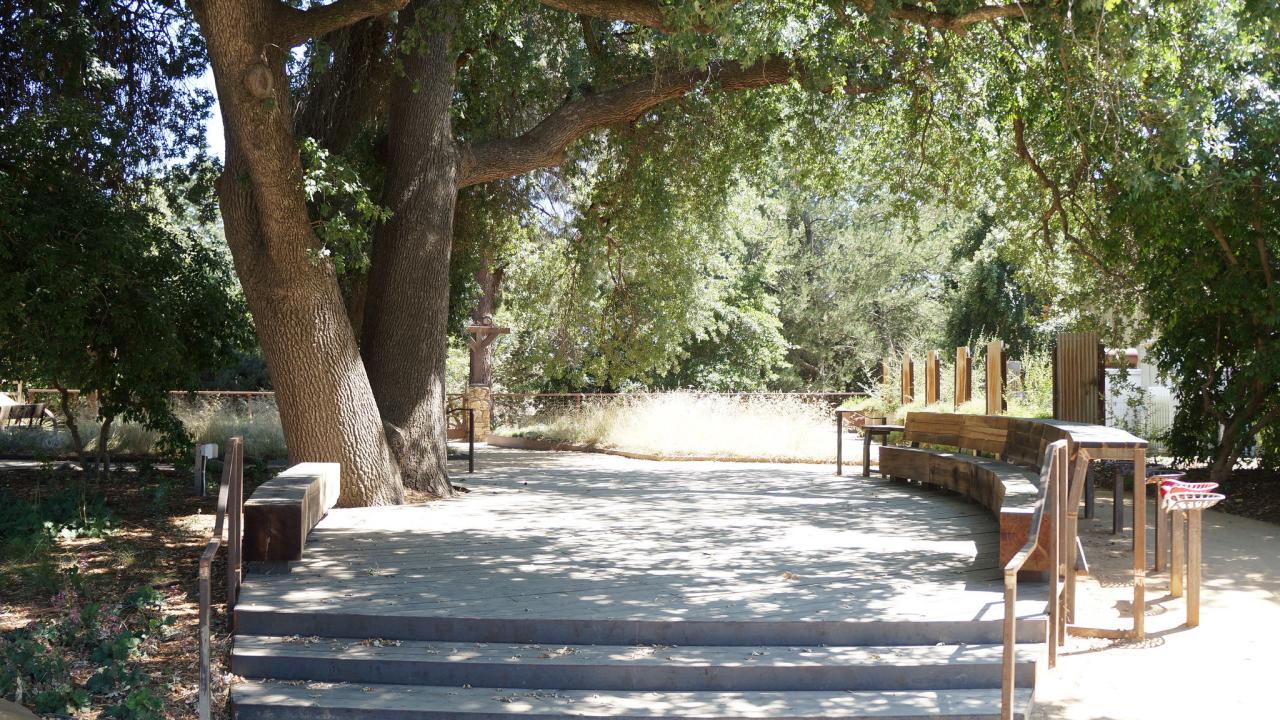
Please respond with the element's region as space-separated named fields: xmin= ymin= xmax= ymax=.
xmin=904 ymin=412 xmax=1076 ymax=471
xmin=901 ymin=412 xmax=966 ymax=447
xmin=960 ymin=414 xmax=1008 ymax=455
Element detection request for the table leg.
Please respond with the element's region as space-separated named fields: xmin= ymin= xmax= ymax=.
xmin=836 ymin=414 xmax=843 ymax=476
xmin=1170 ymin=509 xmax=1184 ymax=597
xmin=1084 ymin=463 xmax=1096 ymax=519
xmin=1065 ymin=453 xmax=1090 ymax=625
xmin=1188 ymin=509 xmax=1202 ymax=627
xmin=1132 ymin=447 xmax=1146 ymax=640
xmin=862 ymin=430 xmax=872 ymax=478
xmin=1113 ymin=470 xmax=1124 ymax=534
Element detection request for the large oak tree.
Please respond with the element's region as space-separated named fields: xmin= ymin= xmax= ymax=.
xmin=190 ymin=0 xmax=1036 ymax=505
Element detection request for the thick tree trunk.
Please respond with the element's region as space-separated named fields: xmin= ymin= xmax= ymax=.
xmin=361 ymin=0 xmax=458 ymax=497
xmin=195 ymin=0 xmax=404 ymax=507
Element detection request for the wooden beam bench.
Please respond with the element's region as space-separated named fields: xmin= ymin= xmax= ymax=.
xmin=243 ymin=462 xmax=340 ymax=564
xmin=879 ymin=412 xmax=1123 ymax=574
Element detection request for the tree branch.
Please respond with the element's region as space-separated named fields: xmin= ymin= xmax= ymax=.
xmin=1011 ymin=116 xmax=1123 ymax=281
xmin=459 ymin=57 xmax=818 ymax=187
xmin=458 ymin=58 xmax=884 ymax=187
xmin=1204 ymin=217 xmax=1239 ymax=267
xmin=857 ymin=2 xmax=1034 ymax=34
xmin=539 ymin=0 xmax=724 ymax=33
xmin=272 ymin=0 xmax=408 ymax=47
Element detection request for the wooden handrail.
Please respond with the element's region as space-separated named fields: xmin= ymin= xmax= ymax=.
xmin=1001 ymin=439 xmax=1067 ymax=720
xmin=197 ymin=437 xmax=244 ymax=720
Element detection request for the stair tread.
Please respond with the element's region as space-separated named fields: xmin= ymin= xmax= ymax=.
xmin=233 ymin=680 xmax=1033 ymax=718
xmin=234 ymin=636 xmax=1040 ymax=667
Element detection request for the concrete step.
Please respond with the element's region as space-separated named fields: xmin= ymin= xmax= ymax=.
xmin=232 ymin=637 xmax=1039 ymax=692
xmin=232 ymin=680 xmax=1034 ymax=719
xmin=232 ymin=608 xmax=1049 ymax=648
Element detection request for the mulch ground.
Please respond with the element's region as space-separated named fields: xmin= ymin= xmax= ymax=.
xmin=1184 ymin=466 xmax=1280 ymax=525
xmin=0 ymin=460 xmax=274 ymax=719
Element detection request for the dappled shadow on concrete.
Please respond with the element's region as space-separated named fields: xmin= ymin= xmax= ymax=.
xmin=240 ymin=447 xmax=1046 ymax=625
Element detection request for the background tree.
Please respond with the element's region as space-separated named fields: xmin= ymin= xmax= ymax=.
xmin=0 ymin=138 xmax=250 ymax=474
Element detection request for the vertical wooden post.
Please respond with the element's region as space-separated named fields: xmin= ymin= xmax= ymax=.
xmin=1170 ymin=509 xmax=1185 ymax=597
xmin=955 ymin=347 xmax=972 ymax=409
xmin=1132 ymin=445 xmax=1147 ymax=639
xmin=1187 ymin=509 xmax=1202 ymax=627
xmin=925 ymin=350 xmax=940 ymax=405
xmin=901 ymin=352 xmax=914 ymax=405
xmin=1064 ymin=448 xmax=1090 ymax=623
xmin=986 ymin=340 xmax=1004 ymax=415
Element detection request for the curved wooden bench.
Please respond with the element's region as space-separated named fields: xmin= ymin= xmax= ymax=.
xmin=879 ymin=413 xmax=1095 ymax=573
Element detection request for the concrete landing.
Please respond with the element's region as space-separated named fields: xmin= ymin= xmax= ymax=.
xmin=237 ymin=448 xmax=1047 ymax=633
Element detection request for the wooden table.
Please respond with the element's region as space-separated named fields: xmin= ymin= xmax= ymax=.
xmin=833 ymin=410 xmax=902 ymax=477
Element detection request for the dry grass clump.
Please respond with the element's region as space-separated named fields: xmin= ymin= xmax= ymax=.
xmin=504 ymin=391 xmax=836 ymax=462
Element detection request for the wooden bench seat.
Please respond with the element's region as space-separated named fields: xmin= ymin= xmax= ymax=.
xmin=878 ymin=413 xmax=1084 ymax=573
xmin=879 ymin=445 xmax=1050 ymax=571
xmin=243 ymin=462 xmax=340 ymax=563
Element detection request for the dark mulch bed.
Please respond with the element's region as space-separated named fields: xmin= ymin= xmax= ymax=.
xmin=1183 ymin=466 xmax=1280 ymax=526
xmin=1093 ymin=461 xmax=1280 ymax=526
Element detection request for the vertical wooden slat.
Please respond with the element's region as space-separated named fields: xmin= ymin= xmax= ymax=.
xmin=986 ymin=340 xmax=1004 ymax=415
xmin=1054 ymin=332 xmax=1105 ymax=424
xmin=955 ymin=346 xmax=972 ymax=409
xmin=925 ymin=350 xmax=940 ymax=405
xmin=902 ymin=352 xmax=914 ymax=405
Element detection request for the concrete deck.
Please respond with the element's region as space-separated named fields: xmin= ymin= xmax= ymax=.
xmin=237 ymin=447 xmax=1046 ymax=633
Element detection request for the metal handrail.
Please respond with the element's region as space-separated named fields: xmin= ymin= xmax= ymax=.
xmin=1001 ymin=439 xmax=1068 ymax=720
xmin=197 ymin=437 xmax=244 ymax=720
